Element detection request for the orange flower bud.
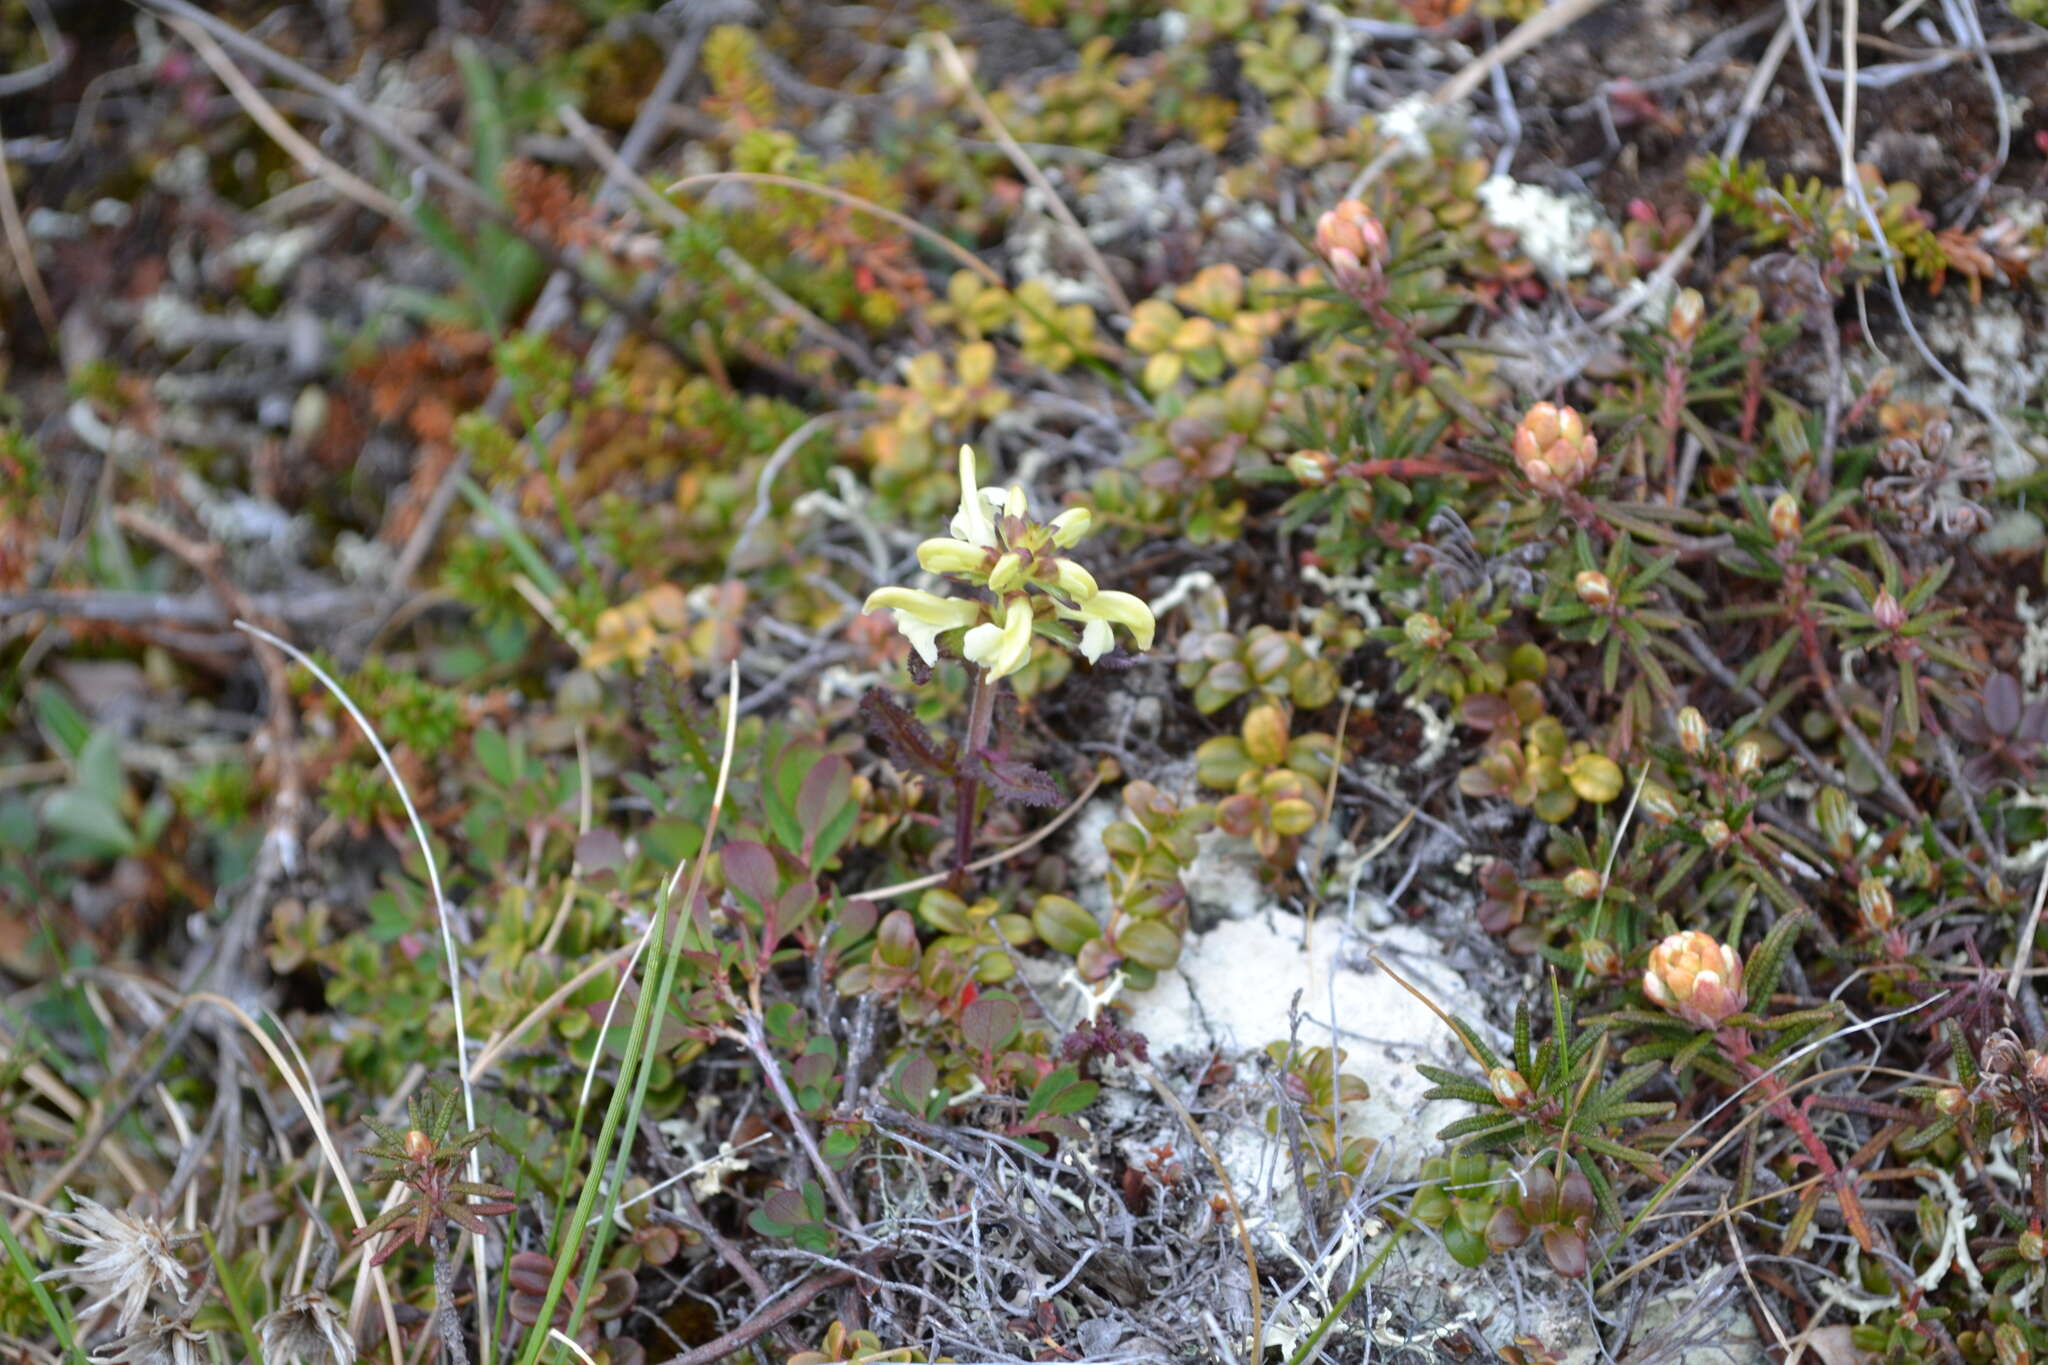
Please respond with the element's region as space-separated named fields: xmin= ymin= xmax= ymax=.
xmin=1314 ymin=199 xmax=1388 ymax=294
xmin=1643 ymin=930 xmax=1748 ymax=1029
xmin=1488 ymin=1066 xmax=1535 ymax=1110
xmin=1403 ymin=612 xmax=1451 ymax=650
xmin=1675 ymin=706 xmax=1710 ymax=759
xmin=1287 ymin=449 xmax=1337 ymax=487
xmin=1667 ymin=288 xmax=1704 ymax=347
xmin=1768 ymin=492 xmax=1802 ymax=544
xmin=1562 ymin=867 xmax=1603 ymax=900
xmin=1511 ymin=402 xmax=1598 ymax=496
xmin=1574 ymin=570 xmax=1613 ymax=608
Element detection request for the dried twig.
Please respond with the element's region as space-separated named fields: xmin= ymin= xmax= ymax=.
xmin=162 ymin=15 xmax=403 ymax=223
xmin=134 ymin=0 xmax=681 ymax=358
xmin=0 ymin=111 xmax=57 ymax=340
xmin=558 ymin=106 xmax=878 ymax=377
xmin=652 ymin=1270 xmax=857 ymax=1365
xmin=1341 ymin=0 xmax=1616 ymax=201
xmin=931 ymin=34 xmax=1131 ymax=314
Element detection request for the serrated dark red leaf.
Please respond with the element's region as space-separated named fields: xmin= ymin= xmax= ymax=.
xmin=860 ymin=689 xmax=956 ymax=778
xmin=974 ymin=753 xmax=1061 ymax=807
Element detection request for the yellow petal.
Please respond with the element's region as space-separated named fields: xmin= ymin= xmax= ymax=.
xmin=948 ymin=445 xmax=995 ymax=547
xmin=863 ymin=587 xmax=982 ymax=665
xmin=1083 ymin=589 xmax=1155 ymax=652
xmin=1048 ymin=507 xmax=1093 ymax=548
xmin=918 ymin=537 xmax=988 ymax=576
xmin=963 ymin=597 xmax=1034 ymax=680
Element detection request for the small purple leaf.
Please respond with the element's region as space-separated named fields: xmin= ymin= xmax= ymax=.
xmin=722 ymin=840 xmax=779 ymax=907
xmin=574 ymin=829 xmax=625 ymax=875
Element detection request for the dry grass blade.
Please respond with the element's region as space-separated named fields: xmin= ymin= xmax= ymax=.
xmin=557 ymin=106 xmax=878 ymax=377
xmin=183 ymin=993 xmax=406 ymax=1365
xmin=668 ymin=171 xmax=1003 ymax=287
xmin=0 ymin=112 xmax=57 ymax=341
xmin=1342 ymin=0 xmax=1616 ymax=201
xmin=233 ymin=620 xmax=492 ymax=1360
xmin=161 ymin=16 xmax=403 ymax=224
xmin=1138 ymin=1064 xmax=1262 ymax=1363
xmin=930 ymin=33 xmax=1132 ymax=314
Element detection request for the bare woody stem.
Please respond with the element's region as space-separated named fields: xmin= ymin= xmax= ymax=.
xmin=737 ymin=1010 xmax=863 ymax=1231
xmin=950 ymin=667 xmax=997 ymax=883
xmin=430 ymin=1222 xmax=470 ymax=1365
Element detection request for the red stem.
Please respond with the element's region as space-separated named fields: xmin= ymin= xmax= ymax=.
xmin=950 ymin=668 xmax=996 ymax=884
xmin=1717 ymin=1025 xmax=1875 ymax=1250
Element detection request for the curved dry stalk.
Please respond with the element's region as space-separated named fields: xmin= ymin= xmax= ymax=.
xmin=183 ymin=993 xmax=407 ymax=1365
xmin=1341 ymin=0 xmax=1615 ymax=201
xmin=930 ymin=33 xmax=1130 ymax=313
xmin=162 ymin=16 xmax=402 ymax=223
xmin=559 ymin=106 xmax=879 ymax=377
xmin=667 ymin=171 xmax=1003 ymax=287
xmin=234 ymin=620 xmax=493 ymax=1361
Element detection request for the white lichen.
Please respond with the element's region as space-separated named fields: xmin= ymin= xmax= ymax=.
xmin=1477 ymin=175 xmax=1607 ymax=280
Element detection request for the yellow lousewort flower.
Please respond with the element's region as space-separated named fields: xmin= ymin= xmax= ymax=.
xmin=1642 ymin=930 xmax=1746 ymax=1029
xmin=996 ymin=482 xmax=1028 ymax=520
xmin=1053 ymin=559 xmax=1099 ymax=602
xmin=1048 ymin=507 xmax=1092 ymax=547
xmin=963 ymin=596 xmax=1035 ymax=680
xmin=1060 ymin=589 xmax=1156 ymax=663
xmin=987 ymin=551 xmax=1026 ymax=594
xmin=917 ymin=537 xmax=989 ymax=577
xmin=949 ymin=444 xmax=998 ymax=548
xmin=861 ymin=587 xmax=983 ymax=665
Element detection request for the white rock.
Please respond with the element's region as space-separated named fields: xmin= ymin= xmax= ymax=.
xmin=1124 ymin=915 xmax=1501 ymax=1185
xmin=1066 ymin=797 xmax=1121 ymax=921
xmin=1182 ymin=830 xmax=1267 ymax=922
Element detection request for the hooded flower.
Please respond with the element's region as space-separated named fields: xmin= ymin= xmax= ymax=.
xmin=864 ymin=444 xmax=1153 ymax=678
xmin=1059 ymin=590 xmax=1156 ymax=663
xmin=861 ymin=587 xmax=983 ymax=666
xmin=39 ymin=1193 xmax=191 ymax=1333
xmin=947 ymin=444 xmax=1001 ymax=548
xmin=962 ymin=596 xmax=1035 ymax=681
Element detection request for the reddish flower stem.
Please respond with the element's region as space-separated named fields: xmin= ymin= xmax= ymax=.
xmin=950 ymin=667 xmax=996 ymax=884
xmin=1716 ymin=1025 xmax=1875 ymax=1250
